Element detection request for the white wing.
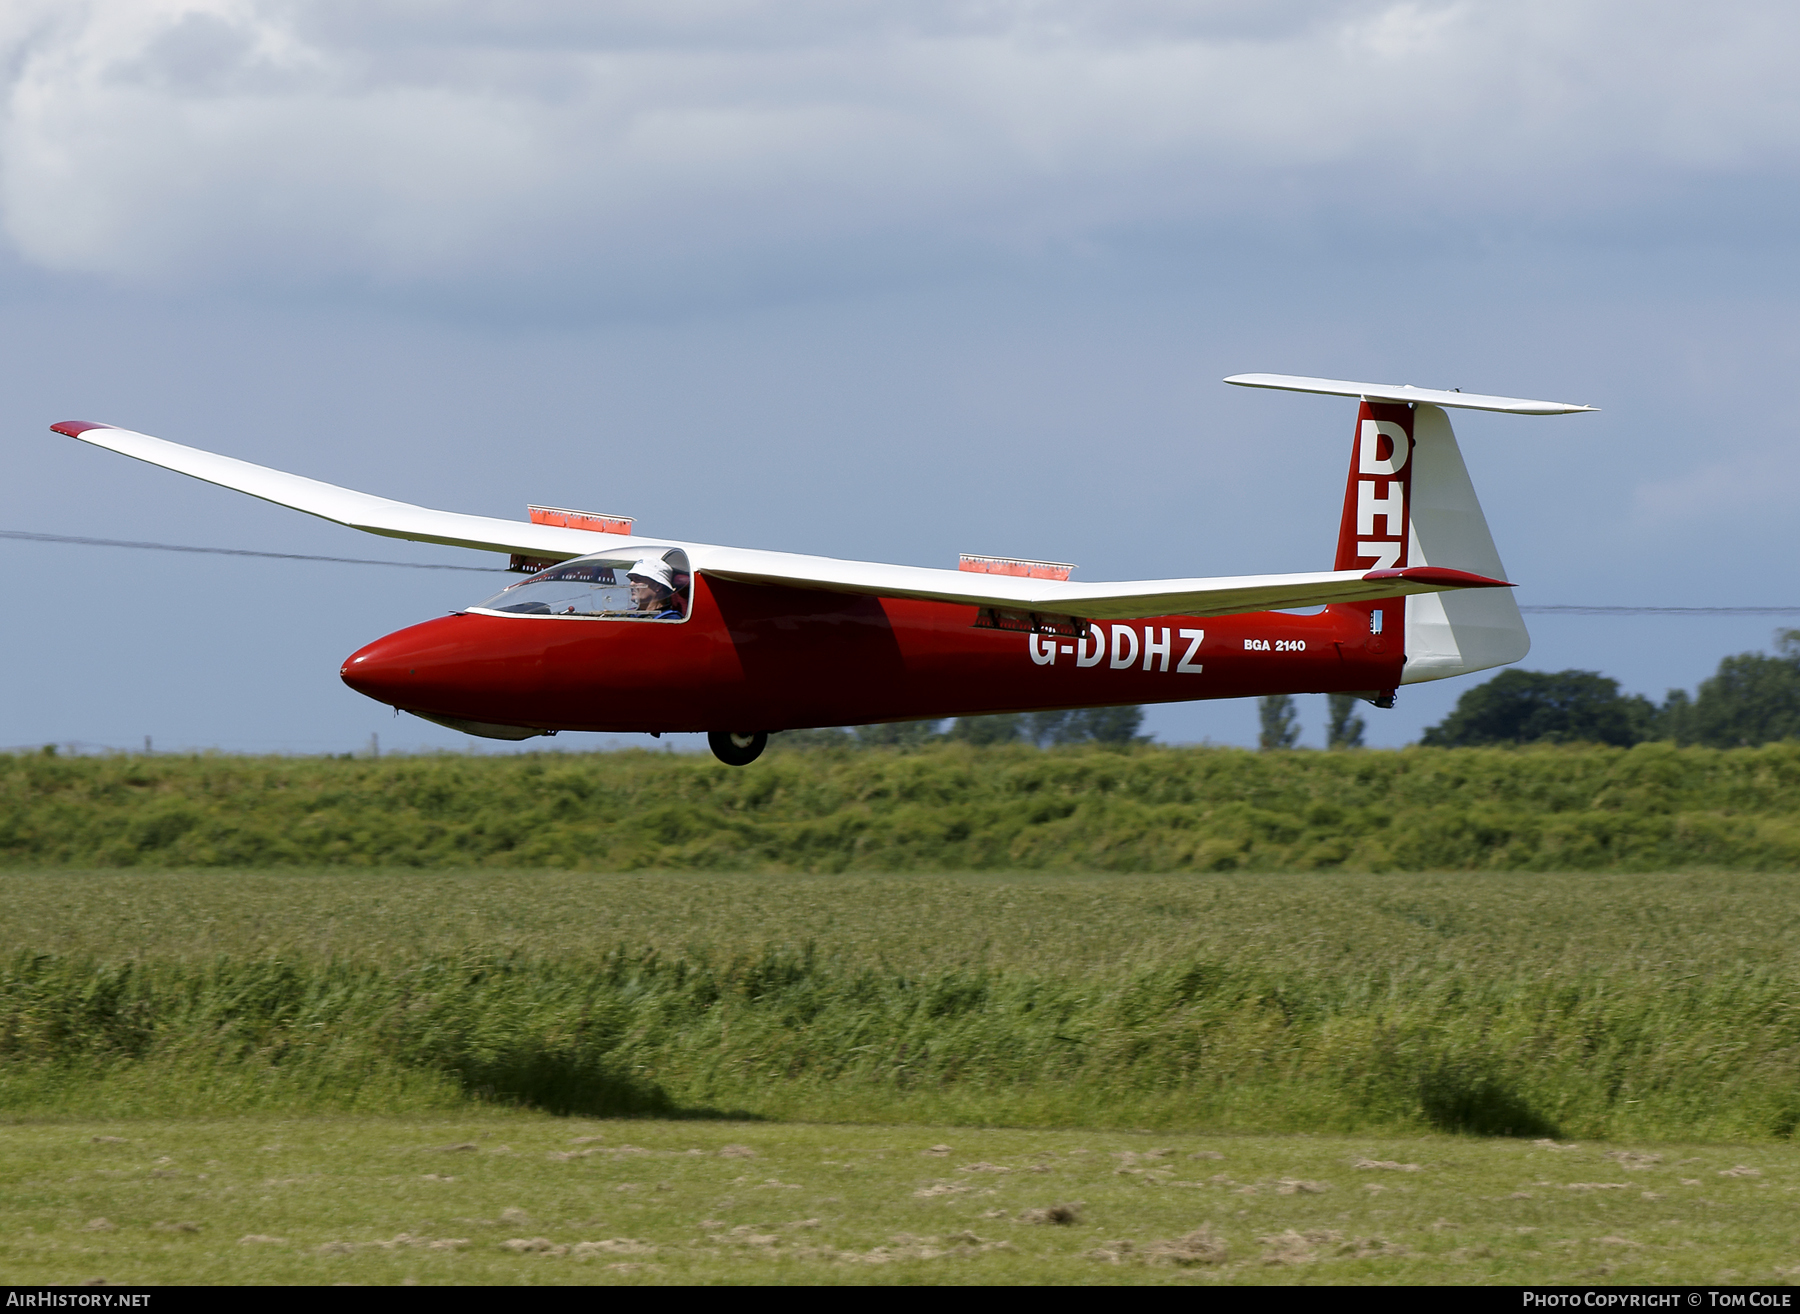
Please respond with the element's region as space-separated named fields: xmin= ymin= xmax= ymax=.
xmin=52 ymin=421 xmax=610 ymax=560
xmin=52 ymin=420 xmax=1511 ymax=620
xmin=695 ymin=552 xmax=1508 ymax=620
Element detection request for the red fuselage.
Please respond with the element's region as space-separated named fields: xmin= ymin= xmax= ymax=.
xmin=340 ymin=575 xmax=1404 ymax=733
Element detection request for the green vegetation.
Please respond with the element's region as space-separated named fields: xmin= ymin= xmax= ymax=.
xmin=1423 ymin=630 xmax=1800 ymax=749
xmin=5 ymin=870 xmax=1800 ymax=1142
xmin=4 ymin=1117 xmax=1792 ymax=1285
xmin=9 ymin=740 xmax=1800 ymax=871
xmin=8 ymin=870 xmax=1800 ymax=1284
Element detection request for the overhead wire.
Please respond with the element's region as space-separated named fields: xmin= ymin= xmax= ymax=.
xmin=1519 ymin=606 xmax=1800 ymax=616
xmin=0 ymin=528 xmax=501 ymax=572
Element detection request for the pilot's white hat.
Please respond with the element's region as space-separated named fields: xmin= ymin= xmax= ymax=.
xmin=626 ymin=557 xmax=676 ymax=592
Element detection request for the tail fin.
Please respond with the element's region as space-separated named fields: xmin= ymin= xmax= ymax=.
xmin=1329 ymin=399 xmax=1526 ymax=682
xmin=1230 ymin=372 xmax=1594 ymax=684
xmin=1397 ymin=404 xmax=1529 ymax=682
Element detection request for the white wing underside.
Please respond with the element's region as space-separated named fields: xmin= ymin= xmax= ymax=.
xmin=53 ymin=422 xmax=1503 ymax=621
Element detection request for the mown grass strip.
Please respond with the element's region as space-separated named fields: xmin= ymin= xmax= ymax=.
xmin=5 ymin=1117 xmax=1791 ymax=1286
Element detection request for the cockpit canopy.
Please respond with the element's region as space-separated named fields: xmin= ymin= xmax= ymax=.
xmin=468 ymin=549 xmax=692 ymax=621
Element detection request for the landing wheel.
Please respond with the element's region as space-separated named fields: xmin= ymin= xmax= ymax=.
xmin=708 ymin=730 xmax=768 ymax=766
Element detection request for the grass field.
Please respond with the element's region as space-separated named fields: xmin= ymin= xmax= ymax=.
xmin=9 ymin=741 xmax=1800 ymax=871
xmin=5 ymin=870 xmax=1800 ymax=1143
xmin=6 ymin=1117 xmax=1798 ymax=1285
xmin=6 ymin=864 xmax=1800 ymax=1283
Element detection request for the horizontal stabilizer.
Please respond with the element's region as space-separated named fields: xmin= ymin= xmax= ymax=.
xmin=1224 ymin=374 xmax=1596 ymax=415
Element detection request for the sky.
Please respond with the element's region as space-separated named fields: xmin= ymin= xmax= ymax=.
xmin=3 ymin=0 xmax=1799 ymax=754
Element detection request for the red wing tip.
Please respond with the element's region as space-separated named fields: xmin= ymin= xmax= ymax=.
xmin=50 ymin=421 xmax=117 ymax=437
xmin=1363 ymin=566 xmax=1515 ymax=588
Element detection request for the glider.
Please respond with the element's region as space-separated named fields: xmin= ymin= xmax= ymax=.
xmin=50 ymin=374 xmax=1593 ymax=764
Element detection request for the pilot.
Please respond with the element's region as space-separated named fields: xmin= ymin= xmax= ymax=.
xmin=627 ymin=558 xmax=684 ymax=619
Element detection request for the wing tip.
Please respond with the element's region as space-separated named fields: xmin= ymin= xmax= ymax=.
xmin=1365 ymin=566 xmax=1515 ymax=589
xmin=51 ymin=421 xmax=118 ymax=438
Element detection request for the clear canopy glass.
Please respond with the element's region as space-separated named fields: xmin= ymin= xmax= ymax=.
xmin=469 ymin=550 xmax=691 ymax=621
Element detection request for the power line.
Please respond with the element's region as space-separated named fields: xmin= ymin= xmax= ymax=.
xmin=0 ymin=528 xmax=500 ymax=572
xmin=1521 ymin=606 xmax=1800 ymax=616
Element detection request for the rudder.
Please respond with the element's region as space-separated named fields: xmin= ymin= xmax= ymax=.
xmin=1329 ymin=402 xmax=1415 ymax=671
xmin=1399 ymin=403 xmax=1529 ymax=682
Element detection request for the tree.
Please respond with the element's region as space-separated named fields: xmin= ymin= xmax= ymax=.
xmin=1258 ymin=694 xmax=1299 ymax=750
xmin=771 ymin=727 xmax=853 ymax=750
xmin=1025 ymin=707 xmax=1145 ymax=747
xmin=853 ymin=720 xmax=942 ymax=747
xmin=1420 ymin=669 xmax=1656 ymax=747
xmin=1326 ymin=693 xmax=1366 ymax=750
xmin=948 ymin=713 xmax=1023 ymax=745
xmin=781 ymin=707 xmax=1149 ymax=750
xmin=1663 ymin=629 xmax=1800 ymax=747
xmin=1079 ymin=705 xmax=1146 ymax=745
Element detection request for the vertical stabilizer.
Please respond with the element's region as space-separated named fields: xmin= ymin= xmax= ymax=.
xmin=1399 ymin=404 xmax=1529 ymax=682
xmin=1328 ymin=401 xmax=1415 ymax=670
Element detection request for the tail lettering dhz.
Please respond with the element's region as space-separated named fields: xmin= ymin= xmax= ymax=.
xmin=1335 ymin=401 xmax=1413 ymax=572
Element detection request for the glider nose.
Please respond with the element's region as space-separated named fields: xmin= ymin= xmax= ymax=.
xmin=340 ymin=632 xmax=416 ymax=705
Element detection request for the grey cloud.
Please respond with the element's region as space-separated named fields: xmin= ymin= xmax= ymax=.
xmin=290 ymin=1 xmax=1395 ymax=51
xmin=123 ymin=12 xmax=264 ymax=93
xmin=1 ymin=0 xmax=1795 ymax=309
